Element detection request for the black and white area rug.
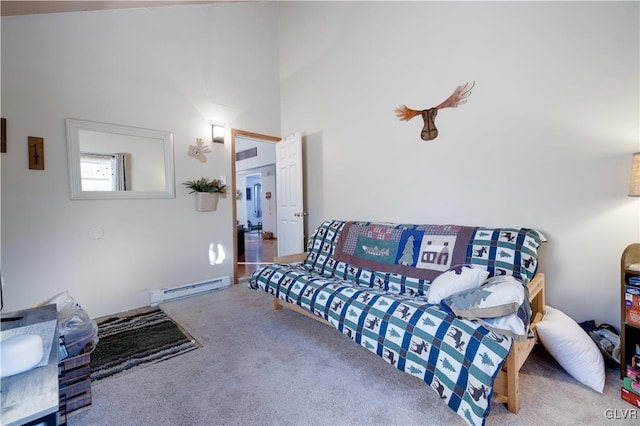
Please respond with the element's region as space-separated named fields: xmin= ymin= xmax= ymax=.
xmin=90 ymin=308 xmax=200 ymax=381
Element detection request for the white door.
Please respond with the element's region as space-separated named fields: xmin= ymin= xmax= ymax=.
xmin=276 ymin=132 xmax=305 ymax=256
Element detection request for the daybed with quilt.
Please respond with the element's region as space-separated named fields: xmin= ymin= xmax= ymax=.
xmin=248 ymin=220 xmax=546 ymax=426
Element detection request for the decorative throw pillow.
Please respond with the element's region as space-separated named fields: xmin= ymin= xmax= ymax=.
xmin=427 ymin=265 xmax=489 ymax=305
xmin=536 ymin=305 xmax=605 ymax=393
xmin=442 ymin=275 xmax=528 ymax=319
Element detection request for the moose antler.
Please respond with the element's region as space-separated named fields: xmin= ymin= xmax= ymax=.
xmin=395 ymin=81 xmax=475 ymax=141
xmin=434 ymin=81 xmax=475 ymax=110
xmin=395 ymin=81 xmax=476 ymax=122
xmin=394 ymin=105 xmax=421 ymax=122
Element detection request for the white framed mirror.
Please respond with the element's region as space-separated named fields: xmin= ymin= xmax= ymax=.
xmin=66 ymin=118 xmax=175 ymax=199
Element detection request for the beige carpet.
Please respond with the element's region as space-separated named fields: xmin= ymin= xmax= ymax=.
xmin=70 ymin=283 xmax=635 ymax=425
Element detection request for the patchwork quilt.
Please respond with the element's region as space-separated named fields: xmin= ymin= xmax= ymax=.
xmin=248 ymin=220 xmax=544 ymax=426
xmin=333 ymin=222 xmax=477 ymax=281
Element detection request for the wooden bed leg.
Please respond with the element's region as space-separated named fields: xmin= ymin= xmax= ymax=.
xmin=505 ymin=348 xmax=520 ymax=413
xmin=273 ymin=297 xmax=282 ymax=310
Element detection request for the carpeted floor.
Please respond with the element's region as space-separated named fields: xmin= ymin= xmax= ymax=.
xmin=70 ymin=283 xmax=637 ymax=425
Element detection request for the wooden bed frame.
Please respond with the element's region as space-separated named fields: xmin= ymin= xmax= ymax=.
xmin=272 ymin=253 xmax=545 ymax=414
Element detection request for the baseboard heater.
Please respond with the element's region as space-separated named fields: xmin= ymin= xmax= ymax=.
xmin=150 ymin=276 xmax=231 ymax=306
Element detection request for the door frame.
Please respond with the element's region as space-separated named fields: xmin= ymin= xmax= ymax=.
xmin=231 ymin=129 xmax=281 ymax=284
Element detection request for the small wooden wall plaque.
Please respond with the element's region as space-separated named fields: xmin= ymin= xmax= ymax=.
xmin=28 ymin=136 xmax=45 ymax=170
xmin=1 ymin=118 xmax=6 ymax=153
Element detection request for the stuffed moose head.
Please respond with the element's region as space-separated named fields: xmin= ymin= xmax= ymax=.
xmin=395 ymin=81 xmax=475 ymax=141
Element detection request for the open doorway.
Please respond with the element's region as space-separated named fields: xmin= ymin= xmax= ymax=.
xmin=231 ymin=129 xmax=280 ymax=283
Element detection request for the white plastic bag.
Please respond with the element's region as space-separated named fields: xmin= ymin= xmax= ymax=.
xmin=39 ymin=292 xmax=98 ymax=358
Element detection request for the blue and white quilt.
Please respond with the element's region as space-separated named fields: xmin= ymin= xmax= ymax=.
xmin=249 ymin=220 xmax=544 ymax=426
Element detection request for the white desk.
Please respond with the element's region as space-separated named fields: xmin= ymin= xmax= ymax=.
xmin=1 ymin=304 xmax=58 ymax=426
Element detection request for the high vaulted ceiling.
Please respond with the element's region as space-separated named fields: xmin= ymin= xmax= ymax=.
xmin=0 ymin=1 xmax=251 ymax=17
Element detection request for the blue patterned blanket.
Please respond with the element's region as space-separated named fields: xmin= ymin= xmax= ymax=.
xmin=249 ymin=263 xmax=511 ymax=426
xmin=249 ymin=220 xmax=544 ymax=426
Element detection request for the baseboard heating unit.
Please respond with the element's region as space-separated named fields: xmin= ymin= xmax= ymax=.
xmin=150 ymin=276 xmax=231 ymax=306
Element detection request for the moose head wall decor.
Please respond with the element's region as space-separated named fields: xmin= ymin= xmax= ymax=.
xmin=395 ymin=81 xmax=475 ymax=141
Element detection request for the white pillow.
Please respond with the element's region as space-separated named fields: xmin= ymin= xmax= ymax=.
xmin=536 ymin=305 xmax=604 ymax=393
xmin=427 ymin=265 xmax=489 ymax=304
xmin=476 ymin=312 xmax=530 ymax=342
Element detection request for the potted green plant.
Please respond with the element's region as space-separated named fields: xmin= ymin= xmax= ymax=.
xmin=183 ymin=177 xmax=227 ymax=211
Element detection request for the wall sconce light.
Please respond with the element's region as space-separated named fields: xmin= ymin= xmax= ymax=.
xmin=212 ymin=124 xmax=225 ymax=144
xmin=630 ymin=152 xmax=640 ymax=197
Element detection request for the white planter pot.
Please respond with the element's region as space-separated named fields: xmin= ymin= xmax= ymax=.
xmin=195 ymin=192 xmax=219 ymax=212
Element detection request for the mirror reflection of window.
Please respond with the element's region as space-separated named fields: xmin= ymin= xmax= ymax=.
xmin=78 ymin=128 xmax=165 ymax=192
xmin=66 ymin=118 xmax=175 ymax=199
xmin=80 ymin=153 xmax=128 ymax=191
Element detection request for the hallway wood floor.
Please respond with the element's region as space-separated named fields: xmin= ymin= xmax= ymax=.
xmin=237 ymin=231 xmax=277 ymax=281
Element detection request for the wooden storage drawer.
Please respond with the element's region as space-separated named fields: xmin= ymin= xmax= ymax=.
xmin=58 ymin=347 xmax=92 ymax=425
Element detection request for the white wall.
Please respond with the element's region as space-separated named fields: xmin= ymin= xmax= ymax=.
xmin=279 ymin=1 xmax=640 ymax=327
xmin=1 ymin=2 xmax=281 ymax=317
xmin=2 ymin=1 xmax=638 ymax=329
xmin=235 ymin=136 xmax=277 ymax=171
